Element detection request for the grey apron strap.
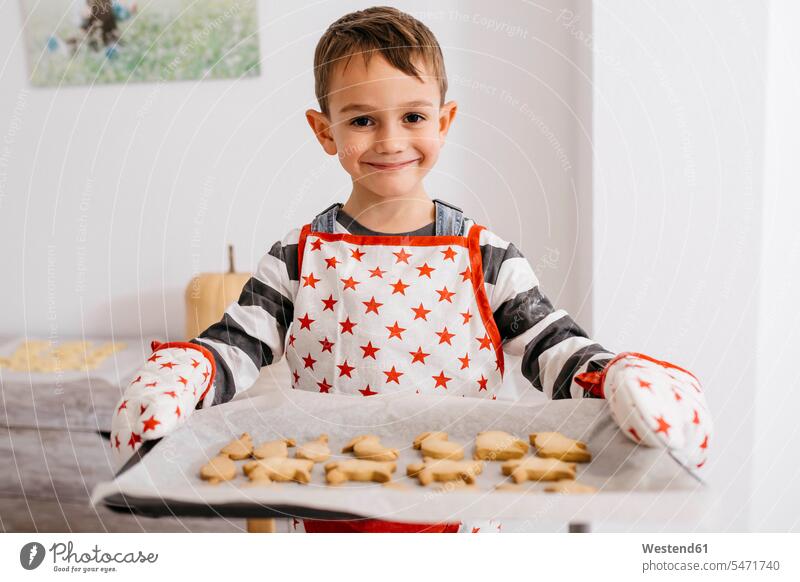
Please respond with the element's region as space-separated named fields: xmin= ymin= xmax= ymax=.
xmin=310 ymin=202 xmax=341 ymax=234
xmin=433 ymin=198 xmax=465 ymax=236
xmin=312 ymin=200 xmax=464 ymax=236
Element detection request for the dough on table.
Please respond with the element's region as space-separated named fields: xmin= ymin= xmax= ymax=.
xmin=243 ymin=458 xmax=314 ymax=484
xmin=325 ymin=459 xmax=397 ymax=485
xmin=0 ymin=339 xmax=125 ymax=372
xmin=474 ymin=431 xmax=529 ymax=460
xmin=253 ymin=438 xmax=295 ymax=459
xmin=200 ymin=455 xmax=236 ymax=484
xmin=295 ymin=435 xmax=331 ymax=462
xmin=413 ymin=431 xmax=464 ymax=460
xmin=342 ymin=435 xmax=399 ymax=462
xmin=543 ymin=480 xmax=598 ymax=494
xmin=407 ymin=458 xmax=484 ymax=486
xmin=220 ymin=433 xmax=254 ymax=460
xmin=502 ymin=456 xmax=577 ymax=483
xmin=530 ymin=432 xmax=592 ymax=462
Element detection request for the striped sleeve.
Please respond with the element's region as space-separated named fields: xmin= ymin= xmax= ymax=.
xmin=190 ymin=228 xmax=300 ymax=407
xmin=475 ymin=225 xmax=615 ymax=399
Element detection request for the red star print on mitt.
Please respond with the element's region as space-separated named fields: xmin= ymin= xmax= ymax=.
xmin=109 ymin=340 xmax=216 ymax=471
xmin=575 ymin=351 xmax=712 ymax=471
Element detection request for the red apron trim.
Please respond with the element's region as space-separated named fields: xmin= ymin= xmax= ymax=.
xmin=297 ymin=223 xmax=312 ymax=278
xmin=467 ymin=224 xmax=505 ymax=376
xmin=307 ymin=230 xmax=469 ymax=248
xmin=302 ymin=518 xmax=461 ymax=533
xmin=578 ymin=351 xmax=700 ymax=399
xmin=299 ymin=223 xmax=470 ymax=274
xmin=149 ymin=340 xmax=217 ymax=403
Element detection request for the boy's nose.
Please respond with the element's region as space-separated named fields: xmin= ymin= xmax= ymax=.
xmin=373 ymin=126 xmax=406 ymax=154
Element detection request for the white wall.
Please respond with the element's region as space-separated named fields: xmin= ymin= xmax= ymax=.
xmin=593 ymin=1 xmax=767 ymax=531
xmin=0 ymin=0 xmax=591 ymax=348
xmin=436 ymin=0 xmax=595 ymax=329
xmin=752 ymin=0 xmax=800 ymax=532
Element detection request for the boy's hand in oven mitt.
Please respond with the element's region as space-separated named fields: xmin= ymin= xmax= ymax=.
xmin=109 ymin=340 xmax=216 ymax=471
xmin=576 ymin=352 xmax=712 ymax=471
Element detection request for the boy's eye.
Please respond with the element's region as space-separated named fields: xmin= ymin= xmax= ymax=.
xmin=349 ymin=113 xmax=426 ymax=127
xmin=350 ymin=116 xmax=373 ymax=127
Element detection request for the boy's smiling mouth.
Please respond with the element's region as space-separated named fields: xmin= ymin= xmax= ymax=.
xmin=362 ymin=158 xmax=421 ymax=171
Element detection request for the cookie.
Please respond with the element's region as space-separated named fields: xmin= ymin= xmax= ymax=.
xmin=501 ymin=456 xmax=577 ymax=483
xmin=543 ymin=480 xmax=597 ymax=494
xmin=495 ymin=482 xmax=537 ymax=493
xmin=253 ymin=438 xmax=296 ymax=459
xmin=406 ymin=457 xmax=484 ymax=486
xmin=243 ymin=457 xmax=314 ymax=484
xmin=530 ymin=432 xmax=592 ymax=462
xmin=243 ymin=477 xmax=281 ymax=488
xmin=413 ymin=431 xmax=464 ymax=460
xmin=324 ymin=459 xmax=397 ymax=485
xmin=200 ymin=455 xmax=236 ymax=484
xmin=220 ymin=432 xmax=254 ymax=460
xmin=474 ymin=431 xmax=529 ymax=460
xmin=382 ymin=481 xmax=410 ymax=491
xmin=342 ymin=435 xmax=399 ymax=462
xmin=295 ymin=434 xmax=331 ymax=462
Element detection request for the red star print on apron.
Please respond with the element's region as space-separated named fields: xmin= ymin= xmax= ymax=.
xmin=286 ymin=223 xmax=504 ymax=398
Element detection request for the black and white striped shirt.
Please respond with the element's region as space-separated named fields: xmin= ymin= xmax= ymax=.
xmin=190 ymin=210 xmax=614 ymax=407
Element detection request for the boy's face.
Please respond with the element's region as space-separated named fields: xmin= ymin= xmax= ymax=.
xmin=306 ymin=53 xmax=457 ymax=200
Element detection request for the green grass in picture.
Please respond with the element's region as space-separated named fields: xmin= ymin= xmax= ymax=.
xmin=21 ymin=0 xmax=261 ymax=86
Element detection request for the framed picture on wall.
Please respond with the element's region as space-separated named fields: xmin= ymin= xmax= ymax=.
xmin=19 ymin=0 xmax=261 ymax=86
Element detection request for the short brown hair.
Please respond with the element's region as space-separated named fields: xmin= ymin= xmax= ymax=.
xmin=313 ymin=6 xmax=447 ymax=117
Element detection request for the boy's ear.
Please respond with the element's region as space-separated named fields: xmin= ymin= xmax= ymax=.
xmin=438 ymin=100 xmax=458 ymax=146
xmin=305 ymin=109 xmax=338 ymax=156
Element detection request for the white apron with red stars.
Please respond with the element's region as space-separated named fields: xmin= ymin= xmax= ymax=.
xmin=283 ymin=209 xmax=506 ymax=533
xmin=286 ymin=224 xmax=504 ymax=399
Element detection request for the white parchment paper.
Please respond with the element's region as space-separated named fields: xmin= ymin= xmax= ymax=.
xmin=91 ymin=386 xmax=708 ymax=525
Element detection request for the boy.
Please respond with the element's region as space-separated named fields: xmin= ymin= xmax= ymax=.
xmin=111 ymin=6 xmax=712 ymax=533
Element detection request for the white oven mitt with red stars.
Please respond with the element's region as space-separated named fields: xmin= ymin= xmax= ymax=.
xmin=576 ymin=352 xmax=712 ymax=472
xmin=109 ymin=340 xmax=216 ymax=471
